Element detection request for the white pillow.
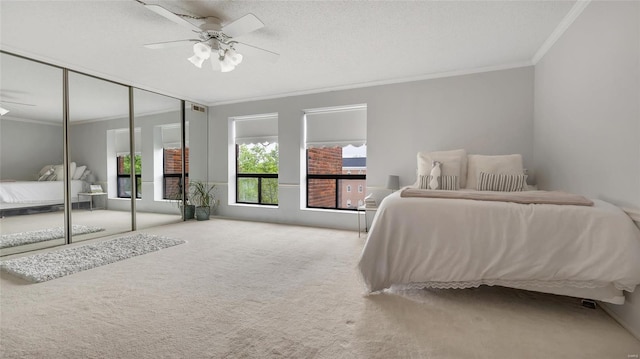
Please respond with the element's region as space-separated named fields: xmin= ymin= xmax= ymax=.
xmin=79 ymin=169 xmax=91 ymax=181
xmin=466 ymin=154 xmax=524 ymax=190
xmin=52 ymin=165 xmax=64 ymax=181
xmin=52 ymin=162 xmax=77 ymax=181
xmin=416 ymin=149 xmax=467 ymax=188
xmin=73 ymin=165 xmax=87 ymax=180
xmin=69 ymin=162 xmax=76 ymax=180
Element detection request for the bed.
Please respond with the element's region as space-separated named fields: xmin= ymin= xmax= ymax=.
xmin=0 ymin=180 xmax=89 ymax=212
xmin=358 ymin=150 xmax=640 ymax=305
xmin=0 ymin=162 xmax=93 ymax=215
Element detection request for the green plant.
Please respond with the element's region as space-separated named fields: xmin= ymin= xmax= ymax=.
xmin=189 ymin=181 xmax=216 ymax=208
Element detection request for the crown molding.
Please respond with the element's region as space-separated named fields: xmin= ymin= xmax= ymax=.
xmin=207 ymin=61 xmax=533 ymax=107
xmin=0 ymin=116 xmax=62 ymax=126
xmin=532 ymin=0 xmax=591 ymax=64
xmin=0 ymin=46 xmax=204 ymax=106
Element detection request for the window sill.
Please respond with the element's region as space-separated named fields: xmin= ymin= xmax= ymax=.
xmin=229 ymin=203 xmax=279 ymax=209
xmin=301 ymin=207 xmax=359 ymax=215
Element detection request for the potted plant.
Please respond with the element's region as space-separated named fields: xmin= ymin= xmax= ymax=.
xmin=189 ymin=181 xmax=217 ymax=221
xmin=182 ymin=199 xmax=196 ymax=220
xmin=168 ymin=183 xmax=195 ymax=220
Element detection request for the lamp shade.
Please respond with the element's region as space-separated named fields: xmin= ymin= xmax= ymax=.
xmin=188 ymin=55 xmax=206 ymax=68
xmin=219 ymin=55 xmax=236 ymax=72
xmin=386 ymin=175 xmax=400 ymax=191
xmin=193 ymin=43 xmax=211 ymax=59
xmin=226 ymin=47 xmax=243 ymax=66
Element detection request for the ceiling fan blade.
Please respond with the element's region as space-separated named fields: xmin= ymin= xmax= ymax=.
xmin=234 ymin=42 xmax=279 ymax=63
xmin=145 ymin=4 xmax=202 ymax=33
xmin=144 ymin=39 xmax=200 ymax=49
xmin=0 ymin=100 xmax=35 ymax=107
xmin=222 ymin=14 xmax=264 ymax=38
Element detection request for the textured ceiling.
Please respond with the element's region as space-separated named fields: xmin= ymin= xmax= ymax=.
xmin=1 ymin=0 xmax=575 ymax=112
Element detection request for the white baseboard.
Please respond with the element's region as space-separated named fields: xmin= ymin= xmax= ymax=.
xmin=601 ymin=303 xmax=640 ymax=341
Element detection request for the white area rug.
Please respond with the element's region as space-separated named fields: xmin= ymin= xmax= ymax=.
xmin=0 ymin=233 xmax=185 ymax=282
xmin=0 ymin=225 xmax=105 ymax=249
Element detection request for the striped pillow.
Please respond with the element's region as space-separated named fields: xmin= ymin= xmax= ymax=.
xmin=477 ymin=172 xmax=527 ymax=192
xmin=418 ymin=175 xmax=459 ymax=190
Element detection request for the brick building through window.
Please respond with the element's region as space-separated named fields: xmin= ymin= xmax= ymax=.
xmin=307 ymin=146 xmax=366 ymax=209
xmin=163 ymin=147 xmax=189 ymax=200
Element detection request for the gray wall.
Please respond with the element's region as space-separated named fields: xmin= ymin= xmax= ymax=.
xmin=209 ymin=66 xmax=534 ymax=229
xmin=0 ymin=119 xmax=63 ymax=180
xmin=70 ymin=108 xmax=207 ymax=214
xmin=534 ymin=1 xmax=640 ymax=338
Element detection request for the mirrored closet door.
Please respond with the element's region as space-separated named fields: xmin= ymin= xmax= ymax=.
xmin=0 ymin=53 xmax=65 ymax=256
xmin=132 ymin=89 xmax=184 ymax=229
xmin=67 ymin=72 xmax=133 ymax=242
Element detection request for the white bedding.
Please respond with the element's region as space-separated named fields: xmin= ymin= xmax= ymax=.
xmin=0 ymin=180 xmax=87 ymax=207
xmin=358 ymin=190 xmax=640 ymax=304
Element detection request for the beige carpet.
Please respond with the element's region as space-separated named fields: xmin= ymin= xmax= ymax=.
xmin=1 ymin=219 xmax=638 ymax=358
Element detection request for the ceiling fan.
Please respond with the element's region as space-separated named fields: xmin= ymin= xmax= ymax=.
xmin=142 ymin=4 xmax=279 ymax=73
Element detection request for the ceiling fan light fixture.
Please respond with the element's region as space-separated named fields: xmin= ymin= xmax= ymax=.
xmin=188 ymin=54 xmax=206 ymax=68
xmin=219 ymin=57 xmax=236 ymax=73
xmin=226 ymin=47 xmax=243 ymax=66
xmin=193 ymin=42 xmax=212 ymax=59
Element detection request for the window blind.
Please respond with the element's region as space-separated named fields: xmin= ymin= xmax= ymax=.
xmin=234 ymin=115 xmax=278 ymax=145
xmin=305 ymin=105 xmax=366 ymax=148
xmin=162 ymin=123 xmax=188 ymax=148
xmin=115 ymin=128 xmax=141 ymax=154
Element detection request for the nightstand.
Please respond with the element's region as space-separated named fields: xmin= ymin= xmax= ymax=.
xmin=357 ymin=205 xmax=378 ymax=237
xmin=77 ymin=192 xmax=107 ymax=211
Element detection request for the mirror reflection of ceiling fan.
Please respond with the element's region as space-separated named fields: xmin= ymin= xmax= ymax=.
xmin=0 ymin=100 xmax=36 ymax=117
xmin=142 ymin=3 xmax=279 ymax=73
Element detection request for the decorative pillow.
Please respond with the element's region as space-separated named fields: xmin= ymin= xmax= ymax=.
xmin=466 ymin=154 xmax=524 ymax=190
xmin=38 ymin=168 xmax=53 ymax=181
xmin=73 ymin=165 xmax=87 ymax=180
xmin=418 ymin=175 xmax=459 ymax=190
xmin=477 ymin=172 xmax=527 ymax=192
xmin=416 ymin=149 xmax=467 ymax=186
xmin=79 ymin=169 xmax=91 ymax=181
xmin=38 ymin=165 xmax=54 ymax=177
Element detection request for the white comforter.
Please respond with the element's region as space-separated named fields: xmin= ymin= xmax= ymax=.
xmin=0 ymin=180 xmax=87 ymax=204
xmin=358 ymin=190 xmax=640 ymax=304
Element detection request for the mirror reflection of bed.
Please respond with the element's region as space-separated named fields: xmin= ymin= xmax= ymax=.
xmin=0 ymin=166 xmax=181 ymax=256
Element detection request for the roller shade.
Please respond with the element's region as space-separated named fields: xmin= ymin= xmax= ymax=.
xmin=115 ymin=128 xmax=141 ymax=154
xmin=235 ymin=116 xmax=278 ymax=145
xmin=162 ymin=123 xmax=188 ymax=148
xmin=305 ymin=106 xmax=366 ymax=148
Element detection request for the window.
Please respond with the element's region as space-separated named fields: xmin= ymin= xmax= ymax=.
xmin=163 ymin=148 xmax=189 ymax=200
xmin=161 ymin=124 xmax=189 ymax=200
xmin=234 ymin=115 xmax=278 ymax=205
xmin=305 ymin=105 xmax=367 ymax=210
xmin=117 ymin=154 xmax=142 ymax=199
xmin=115 ymin=128 xmax=142 ymax=199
